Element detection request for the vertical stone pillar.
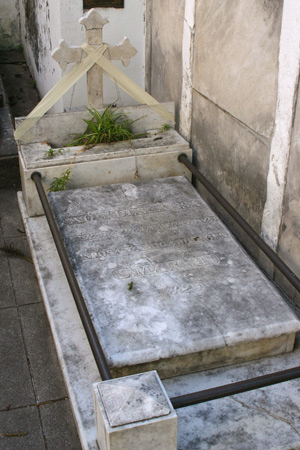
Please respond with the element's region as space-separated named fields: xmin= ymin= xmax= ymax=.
xmin=93 ymin=371 xmax=177 ymax=450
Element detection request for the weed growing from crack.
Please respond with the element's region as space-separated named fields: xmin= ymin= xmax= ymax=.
xmin=159 ymin=123 xmax=171 ymax=132
xmin=49 ymin=169 xmax=71 ymax=192
xmin=48 ymin=105 xmax=144 ymax=192
xmin=44 ymin=147 xmax=64 ymax=159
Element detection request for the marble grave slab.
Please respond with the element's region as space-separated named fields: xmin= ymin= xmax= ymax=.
xmin=48 ymin=176 xmax=300 ymax=378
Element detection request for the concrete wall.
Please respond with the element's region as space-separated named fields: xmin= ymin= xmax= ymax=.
xmin=148 ymin=0 xmax=300 ymax=305
xmin=191 ymin=0 xmax=282 ymax=231
xmin=277 ymin=82 xmax=300 ymax=303
xmin=0 ymin=0 xmax=21 ymax=50
xmin=148 ymin=0 xmax=185 ymax=126
xmin=18 ymin=0 xmax=146 ymax=112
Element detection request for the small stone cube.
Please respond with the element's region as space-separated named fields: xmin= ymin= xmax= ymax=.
xmin=93 ymin=371 xmax=177 ymax=450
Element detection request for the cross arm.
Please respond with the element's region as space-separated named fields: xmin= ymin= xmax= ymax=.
xmin=104 ymin=37 xmax=137 ymax=67
xmin=52 ymin=37 xmax=137 ymax=71
xmin=52 ymin=40 xmax=83 ymax=71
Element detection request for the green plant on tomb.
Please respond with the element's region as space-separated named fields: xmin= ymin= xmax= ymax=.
xmin=48 ymin=105 xmax=144 ymax=192
xmin=49 ymin=169 xmax=71 ymax=192
xmin=45 ymin=147 xmax=64 ymax=158
xmin=68 ymin=106 xmax=143 ymax=146
xmin=159 ymin=123 xmax=171 ymax=133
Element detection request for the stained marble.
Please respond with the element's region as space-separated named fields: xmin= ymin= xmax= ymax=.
xmin=48 ymin=176 xmax=300 ymax=378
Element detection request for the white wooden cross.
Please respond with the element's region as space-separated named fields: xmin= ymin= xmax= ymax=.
xmin=14 ymin=9 xmax=173 ymax=142
xmin=52 ymin=8 xmax=137 ymax=109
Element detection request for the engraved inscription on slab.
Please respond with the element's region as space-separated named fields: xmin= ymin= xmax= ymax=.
xmin=49 ymin=176 xmax=300 ymax=372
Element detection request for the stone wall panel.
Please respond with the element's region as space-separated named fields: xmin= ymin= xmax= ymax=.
xmin=150 ymin=0 xmax=185 ymax=125
xmin=191 ymin=90 xmax=270 ymax=232
xmin=193 ymin=0 xmax=283 ymax=139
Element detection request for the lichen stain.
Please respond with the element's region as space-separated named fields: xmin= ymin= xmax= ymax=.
xmin=25 ymin=0 xmax=40 ymax=71
xmin=24 ymin=0 xmax=51 ymax=73
xmin=263 ymin=0 xmax=283 ymax=37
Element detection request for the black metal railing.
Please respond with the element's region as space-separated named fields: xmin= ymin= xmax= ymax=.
xmin=31 ymin=172 xmax=112 ymax=381
xmin=171 ymin=366 xmax=300 ymax=409
xmin=178 ymin=153 xmax=300 ymax=293
xmin=32 ymin=162 xmax=300 ymax=410
xmin=171 ymin=153 xmax=300 ymax=409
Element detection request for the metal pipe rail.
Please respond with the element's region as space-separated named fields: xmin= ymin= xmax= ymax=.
xmin=31 ymin=164 xmax=300 ymax=412
xmin=171 ymin=366 xmax=300 ymax=409
xmin=178 ymin=153 xmax=300 ymax=293
xmin=31 ymin=172 xmax=113 ymax=381
xmin=172 ymin=153 xmax=300 ymax=410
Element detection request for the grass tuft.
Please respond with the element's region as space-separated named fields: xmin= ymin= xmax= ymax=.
xmin=48 ymin=105 xmax=143 ymax=192
xmin=48 ymin=169 xmax=71 ymax=193
xmin=68 ymin=106 xmax=143 ymax=147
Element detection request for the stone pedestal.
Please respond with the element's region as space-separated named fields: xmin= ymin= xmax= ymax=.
xmin=16 ymin=102 xmax=191 ymax=217
xmin=93 ymin=371 xmax=177 ymax=450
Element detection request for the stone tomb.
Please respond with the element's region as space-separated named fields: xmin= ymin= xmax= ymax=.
xmin=17 ymin=103 xmax=191 ymax=217
xmin=48 ymin=176 xmax=300 ymax=378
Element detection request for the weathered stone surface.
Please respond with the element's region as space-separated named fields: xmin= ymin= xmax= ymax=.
xmin=17 ymin=103 xmax=192 ymax=217
xmin=0 ymin=1 xmax=20 ymax=50
xmin=16 ymin=103 xmax=175 ymax=147
xmin=164 ymin=334 xmax=300 ymax=450
xmin=191 ymin=90 xmax=270 ymax=233
xmin=19 ymin=192 xmax=105 ymax=449
xmin=278 ymin=77 xmax=300 ymax=305
xmin=48 ymin=176 xmax=300 ymax=378
xmin=150 ymin=0 xmax=185 ymax=125
xmin=19 ymin=191 xmax=300 ymax=449
xmin=94 ymin=371 xmax=177 ymax=450
xmin=193 ymin=0 xmax=283 ymax=139
xmin=97 ymin=372 xmax=171 ymax=427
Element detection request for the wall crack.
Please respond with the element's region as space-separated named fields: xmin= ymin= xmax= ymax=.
xmin=193 ymin=89 xmax=271 ymax=147
xmin=233 ymin=397 xmax=300 ymax=438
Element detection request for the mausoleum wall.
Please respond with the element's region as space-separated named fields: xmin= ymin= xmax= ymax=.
xmin=148 ymin=0 xmax=185 ymax=127
xmin=277 ymin=81 xmax=300 ymax=305
xmin=148 ymin=0 xmax=300 ymax=305
xmin=18 ymin=0 xmax=146 ymax=112
xmin=0 ymin=0 xmax=21 ymax=50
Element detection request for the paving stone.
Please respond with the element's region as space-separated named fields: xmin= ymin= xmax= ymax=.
xmin=0 ymin=239 xmax=16 ymax=308
xmin=6 ymin=236 xmax=42 ymax=305
xmin=0 ymin=76 xmax=17 ymax=157
xmin=164 ymin=336 xmax=300 ymax=450
xmin=0 ymin=406 xmax=46 ymax=450
xmin=0 ymin=308 xmax=35 ymax=410
xmin=39 ymin=399 xmax=82 ymax=450
xmin=0 ymin=158 xmax=21 ymax=189
xmin=0 ymin=188 xmax=24 ymax=238
xmin=19 ymin=303 xmax=67 ymax=404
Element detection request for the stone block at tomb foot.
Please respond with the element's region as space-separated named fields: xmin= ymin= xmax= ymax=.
xmin=48 ymin=176 xmax=300 ymax=379
xmin=93 ymin=371 xmax=177 ymax=450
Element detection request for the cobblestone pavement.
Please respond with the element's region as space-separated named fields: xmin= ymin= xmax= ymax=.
xmin=0 ymin=51 xmax=82 ymax=449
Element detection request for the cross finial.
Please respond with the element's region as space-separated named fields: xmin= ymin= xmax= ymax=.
xmin=79 ymin=9 xmax=109 ymax=30
xmin=52 ymin=9 xmax=137 ymax=108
